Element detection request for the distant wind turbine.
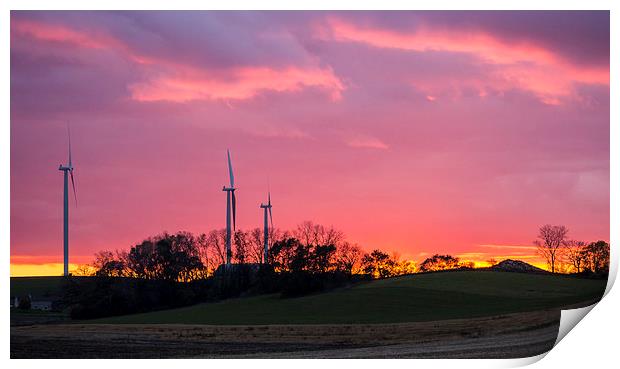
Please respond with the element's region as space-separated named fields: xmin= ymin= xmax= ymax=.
xmin=222 ymin=150 xmax=236 ymax=265
xmin=58 ymin=125 xmax=77 ymax=277
xmin=260 ymin=191 xmax=273 ymax=264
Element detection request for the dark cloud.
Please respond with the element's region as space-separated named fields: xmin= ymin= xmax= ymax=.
xmin=339 ymin=11 xmax=609 ymax=67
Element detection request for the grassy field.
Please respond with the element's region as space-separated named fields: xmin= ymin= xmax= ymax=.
xmin=11 ymin=271 xmax=605 ymax=358
xmin=93 ymin=271 xmax=606 ymax=325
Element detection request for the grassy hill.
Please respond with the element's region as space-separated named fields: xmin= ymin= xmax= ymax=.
xmin=94 ymin=271 xmax=607 ymax=325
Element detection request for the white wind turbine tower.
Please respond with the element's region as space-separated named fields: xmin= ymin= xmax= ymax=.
xmin=259 ymin=191 xmax=273 ymax=264
xmin=222 ymin=150 xmax=236 ymax=265
xmin=58 ymin=125 xmax=77 ymax=277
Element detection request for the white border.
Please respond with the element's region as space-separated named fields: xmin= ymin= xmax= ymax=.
xmin=3 ymin=1 xmax=617 ymax=368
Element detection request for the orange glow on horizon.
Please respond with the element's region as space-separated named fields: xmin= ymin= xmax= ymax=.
xmin=10 ymin=263 xmax=84 ymax=277
xmin=10 ymin=250 xmax=551 ymax=277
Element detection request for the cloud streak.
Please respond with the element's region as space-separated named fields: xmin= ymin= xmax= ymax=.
xmin=319 ymin=17 xmax=608 ymax=104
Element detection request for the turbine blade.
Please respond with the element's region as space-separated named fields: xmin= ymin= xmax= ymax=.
xmin=70 ymin=170 xmax=77 ymax=206
xmin=227 ymin=149 xmax=235 ymax=188
xmin=268 ymin=191 xmax=271 ymax=206
xmin=231 ymin=191 xmax=236 ymax=231
xmin=67 ymin=124 xmax=72 ymax=167
xmin=269 ymin=207 xmax=273 ymax=228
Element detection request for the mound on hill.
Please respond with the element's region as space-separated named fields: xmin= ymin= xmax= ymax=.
xmin=490 ymin=259 xmax=547 ymax=274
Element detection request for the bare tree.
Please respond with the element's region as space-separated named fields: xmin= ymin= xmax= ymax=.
xmin=564 ymin=240 xmax=587 ymax=273
xmin=73 ymin=264 xmax=96 ymax=276
xmin=335 ymin=241 xmax=363 ymax=274
xmin=92 ymin=250 xmax=115 ymax=271
xmin=295 ymin=221 xmax=318 ymax=246
xmin=248 ymin=227 xmax=265 ymax=263
xmin=294 ymin=221 xmax=344 ymax=246
xmin=195 ymin=233 xmax=212 ymax=275
xmin=206 ymin=229 xmax=226 ymax=270
xmin=534 ymin=224 xmax=568 ymax=273
xmin=233 ymin=230 xmax=250 ymax=264
xmin=322 ymin=225 xmax=345 ymax=246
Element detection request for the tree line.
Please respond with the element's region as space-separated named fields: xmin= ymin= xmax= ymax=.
xmin=535 ymin=224 xmax=610 ymax=275
xmin=86 ymin=221 xmax=488 ymax=282
xmin=85 ymin=222 xmax=610 ymax=282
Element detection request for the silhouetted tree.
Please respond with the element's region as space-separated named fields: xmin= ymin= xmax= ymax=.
xmin=419 ymin=254 xmax=461 ymax=272
xmin=195 ymin=233 xmax=212 ymax=277
xmin=289 ymin=243 xmax=312 ymax=272
xmin=73 ymin=264 xmax=95 ymax=276
xmin=205 ymin=229 xmax=227 ymax=270
xmin=394 ymin=259 xmax=418 ymax=275
xmin=92 ymin=250 xmax=127 ymax=277
xmin=564 ymin=240 xmax=587 ymax=273
xmin=310 ymin=244 xmax=337 ymax=273
xmin=294 ymin=221 xmax=344 ymax=247
xmin=534 ymin=224 xmax=568 ymax=273
xmin=233 ymin=230 xmax=250 ymax=264
xmin=582 ymin=240 xmax=610 ymax=275
xmin=249 ymin=227 xmax=265 ymax=263
xmin=361 ymin=250 xmax=396 ymax=278
xmin=17 ymin=295 xmax=31 ymax=310
xmin=116 ymin=232 xmax=205 ymax=281
xmin=97 ymin=259 xmax=126 ymax=277
xmin=269 ymin=237 xmax=302 ymax=272
xmin=335 ymin=242 xmax=363 ymax=274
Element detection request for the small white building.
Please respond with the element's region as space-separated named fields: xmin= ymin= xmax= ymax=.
xmin=31 ymin=301 xmax=53 ymax=311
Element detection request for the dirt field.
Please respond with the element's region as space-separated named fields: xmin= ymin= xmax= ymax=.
xmin=11 ymin=309 xmax=560 ymax=358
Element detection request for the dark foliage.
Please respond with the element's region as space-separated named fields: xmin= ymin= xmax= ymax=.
xmin=280 ymin=271 xmax=368 ymax=298
xmin=61 ymin=276 xmax=212 ymax=320
xmin=361 ymin=249 xmax=396 ymax=278
xmin=95 ymin=232 xmax=206 ymax=281
xmin=17 ymin=295 xmax=31 ymax=310
xmin=582 ymin=240 xmax=610 ymax=275
xmin=419 ymin=254 xmax=461 ymax=272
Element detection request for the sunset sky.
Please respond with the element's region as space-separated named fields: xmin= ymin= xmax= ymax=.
xmin=10 ymin=11 xmax=609 ymax=276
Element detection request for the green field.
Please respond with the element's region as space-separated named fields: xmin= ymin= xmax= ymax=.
xmin=94 ymin=271 xmax=607 ymax=325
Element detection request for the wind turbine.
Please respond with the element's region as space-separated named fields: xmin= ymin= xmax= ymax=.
xmin=259 ymin=192 xmax=273 ymax=264
xmin=58 ymin=125 xmax=77 ymax=277
xmin=222 ymin=150 xmax=236 ymax=265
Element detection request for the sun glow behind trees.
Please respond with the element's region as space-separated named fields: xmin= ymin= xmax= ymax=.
xmin=13 ymin=222 xmax=605 ymax=278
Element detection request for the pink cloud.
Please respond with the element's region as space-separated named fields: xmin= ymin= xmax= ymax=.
xmin=129 ymin=66 xmax=345 ymax=102
xmin=11 ymin=18 xmax=346 ymax=104
xmin=346 ymin=135 xmax=389 ymax=150
xmin=320 ymin=18 xmax=609 ymax=104
xmin=11 ymin=19 xmax=119 ymax=49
